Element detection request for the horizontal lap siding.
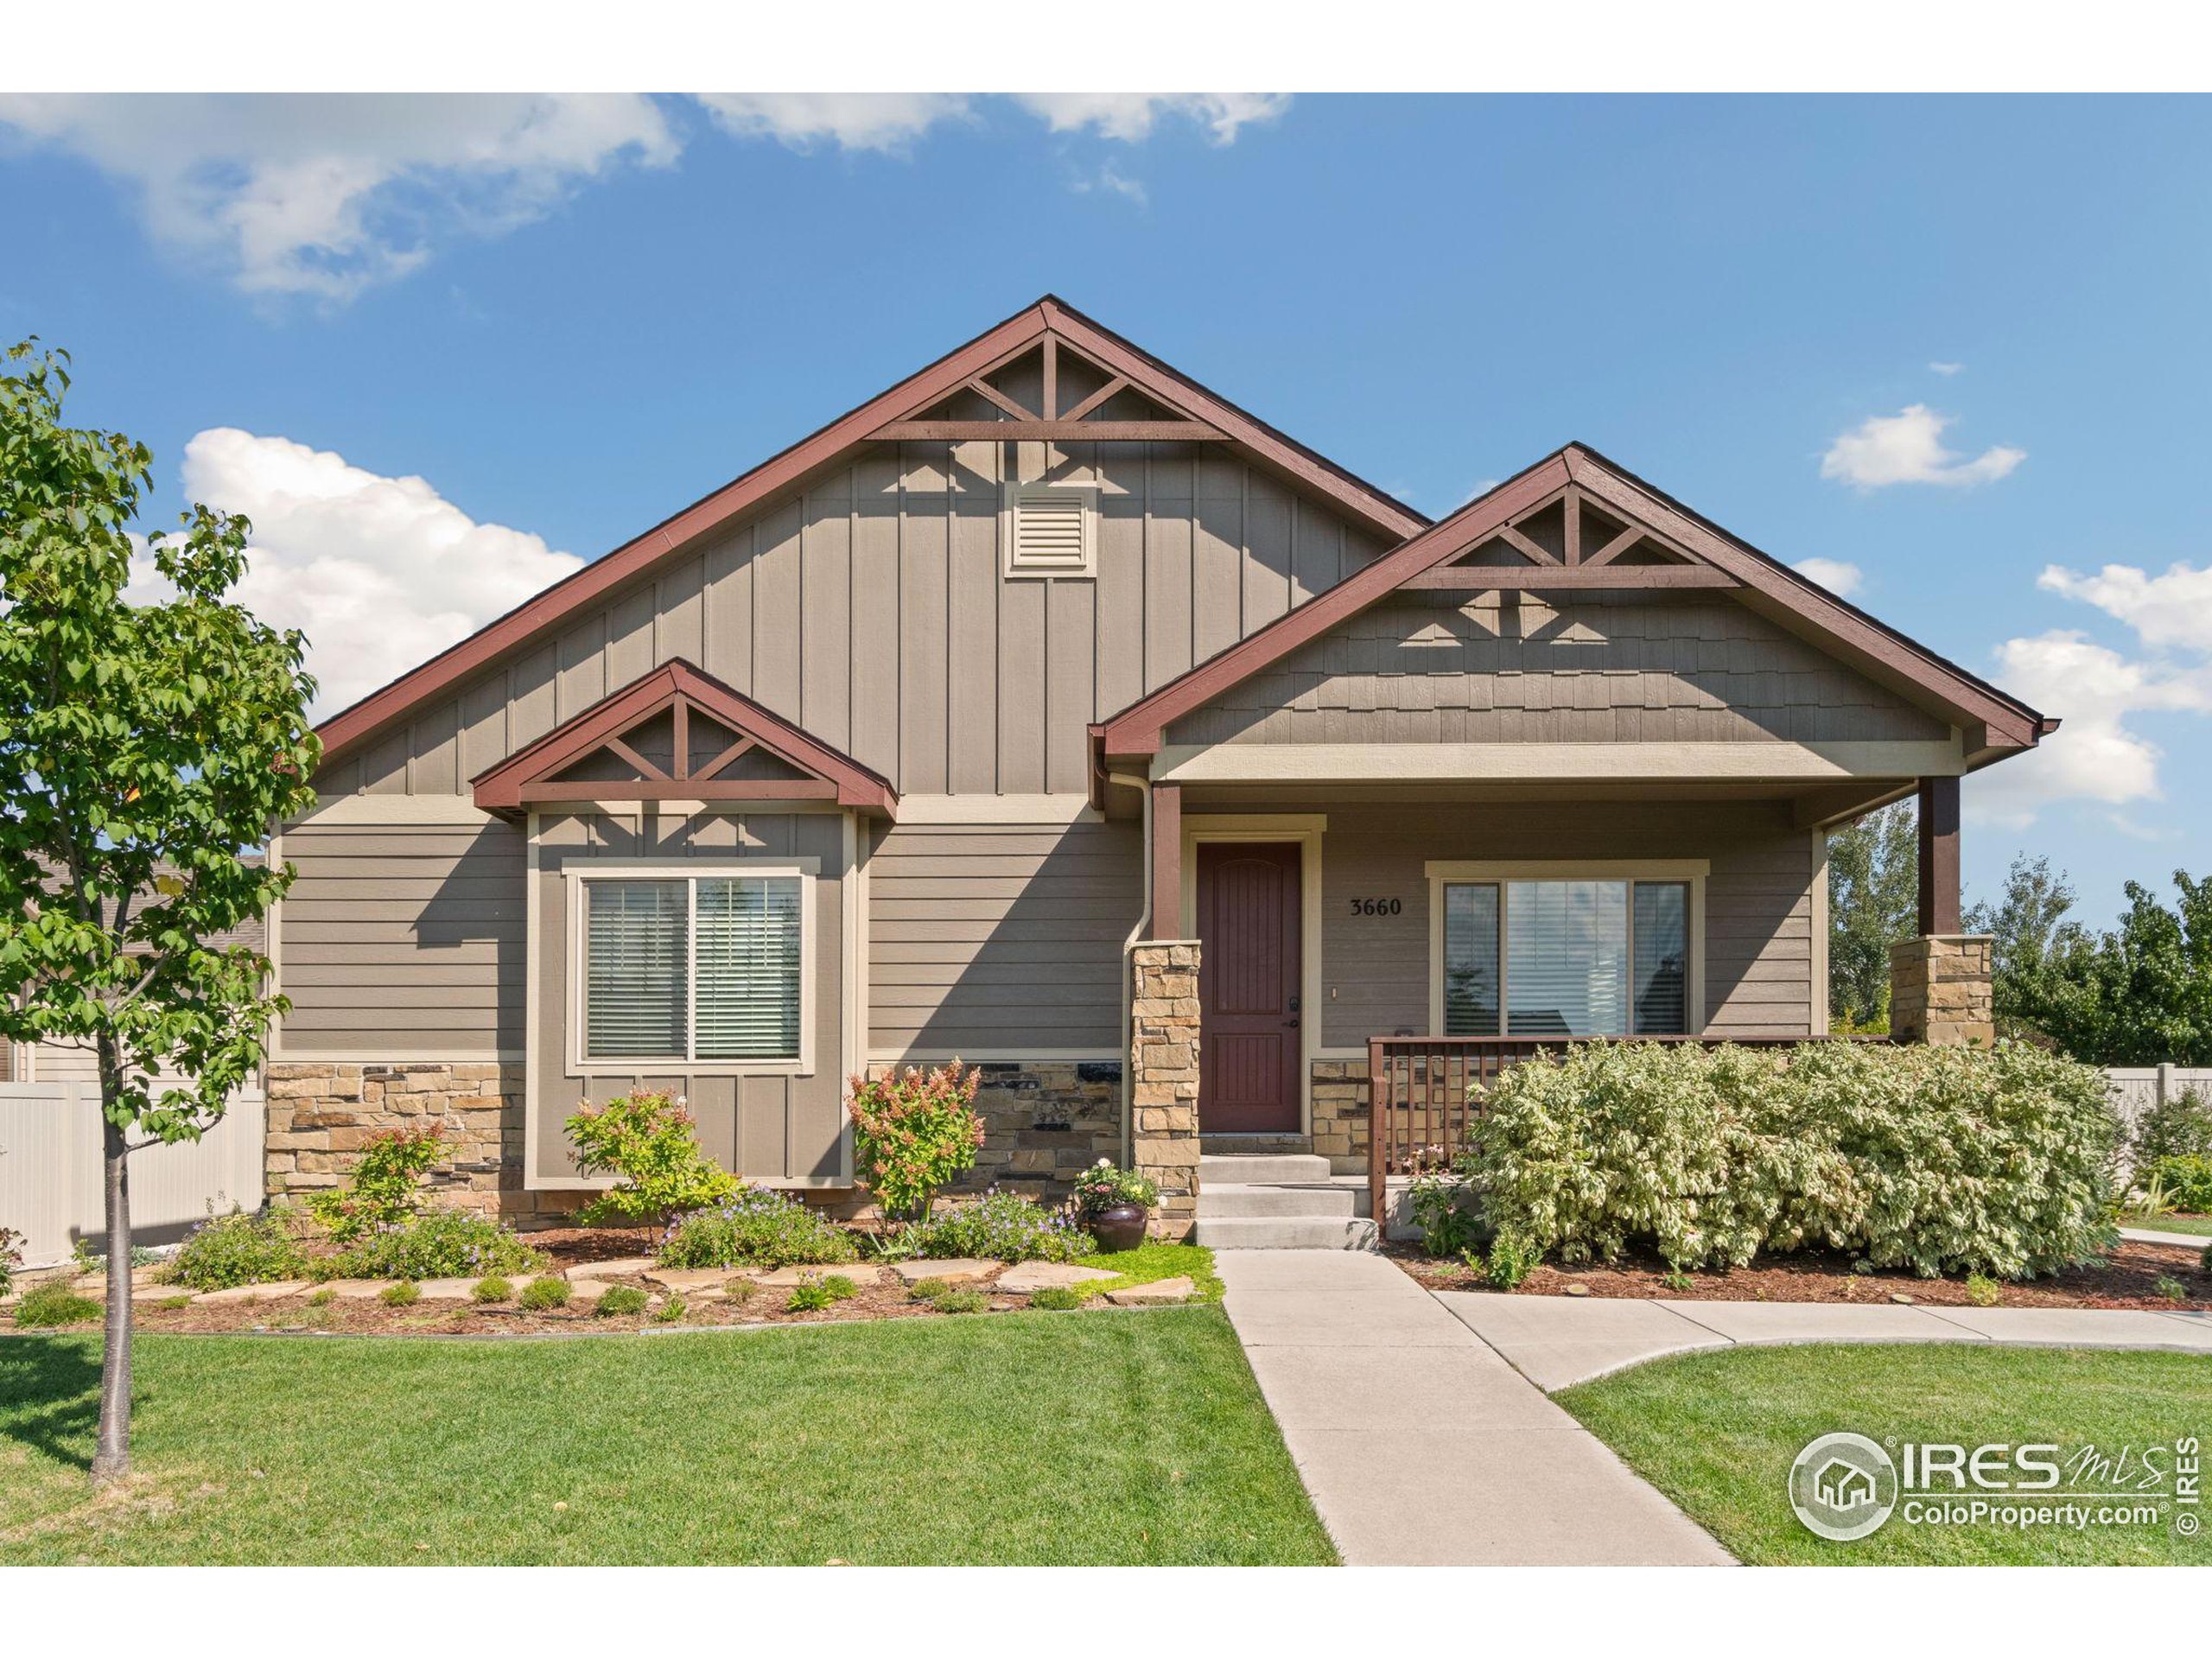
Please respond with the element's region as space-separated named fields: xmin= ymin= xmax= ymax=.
xmin=279 ymin=821 xmax=525 ymax=1054
xmin=1169 ymin=591 xmax=1949 ymax=747
xmin=868 ymin=821 xmax=1141 ymax=1055
xmin=1306 ymin=801 xmax=1815 ymax=1048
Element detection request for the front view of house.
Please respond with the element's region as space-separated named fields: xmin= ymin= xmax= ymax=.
xmin=263 ymin=298 xmax=2050 ymax=1239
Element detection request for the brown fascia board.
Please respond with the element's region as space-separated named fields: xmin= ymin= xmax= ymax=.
xmin=1096 ymin=442 xmax=2048 ymax=762
xmin=471 ymin=658 xmax=896 ymax=816
xmin=315 ymin=296 xmax=1427 ymax=772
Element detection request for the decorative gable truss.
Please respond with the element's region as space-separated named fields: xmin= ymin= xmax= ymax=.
xmin=1402 ymin=482 xmax=1739 ymax=591
xmin=472 ymin=660 xmax=897 ymax=818
xmin=867 ymin=331 xmax=1230 ymax=444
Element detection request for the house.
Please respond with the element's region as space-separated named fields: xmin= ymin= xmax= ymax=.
xmin=261 ymin=297 xmax=2050 ymax=1243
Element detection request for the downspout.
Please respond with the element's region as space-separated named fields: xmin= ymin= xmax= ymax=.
xmin=1110 ymin=771 xmax=1153 ymax=1168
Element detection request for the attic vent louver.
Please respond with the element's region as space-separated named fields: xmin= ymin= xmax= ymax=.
xmin=1001 ymin=482 xmax=1097 ymax=578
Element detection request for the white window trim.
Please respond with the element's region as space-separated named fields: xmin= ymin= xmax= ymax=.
xmin=1423 ymin=860 xmax=1708 ymax=1038
xmin=1000 ymin=480 xmax=1098 ymax=579
xmin=563 ymin=858 xmax=818 ymax=1078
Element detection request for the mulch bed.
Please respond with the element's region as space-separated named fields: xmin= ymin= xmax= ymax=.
xmin=1388 ymin=1237 xmax=2212 ymax=1312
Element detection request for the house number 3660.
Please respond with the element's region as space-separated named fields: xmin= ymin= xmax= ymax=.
xmin=1347 ymin=898 xmax=1402 ymax=917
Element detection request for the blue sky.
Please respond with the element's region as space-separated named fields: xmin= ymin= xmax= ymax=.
xmin=3 ymin=92 xmax=2209 ymax=925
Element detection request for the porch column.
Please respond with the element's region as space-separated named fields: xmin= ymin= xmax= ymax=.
xmin=1890 ymin=774 xmax=1993 ymax=1046
xmin=1147 ymin=780 xmax=1182 ymax=941
xmin=1129 ymin=940 xmax=1202 ymax=1238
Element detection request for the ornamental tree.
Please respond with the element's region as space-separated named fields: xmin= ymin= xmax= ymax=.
xmin=0 ymin=340 xmax=319 ymax=1482
xmin=846 ymin=1061 xmax=983 ymax=1224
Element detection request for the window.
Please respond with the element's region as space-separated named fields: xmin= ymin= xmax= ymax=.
xmin=1001 ymin=482 xmax=1097 ymax=578
xmin=1437 ymin=875 xmax=1694 ymax=1037
xmin=578 ymin=871 xmax=806 ymax=1066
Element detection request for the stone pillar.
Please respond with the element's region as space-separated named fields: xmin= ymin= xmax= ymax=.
xmin=1130 ymin=939 xmax=1202 ymax=1239
xmin=1889 ymin=934 xmax=1994 ymax=1046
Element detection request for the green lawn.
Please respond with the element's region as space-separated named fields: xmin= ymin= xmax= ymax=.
xmin=0 ymin=1307 xmax=1333 ymax=1565
xmin=1560 ymin=1345 xmax=2212 ymax=1565
xmin=2124 ymin=1212 xmax=2212 ymax=1238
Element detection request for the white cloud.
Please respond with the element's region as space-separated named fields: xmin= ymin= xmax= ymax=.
xmin=126 ymin=429 xmax=582 ymax=717
xmin=1820 ymin=404 xmax=2024 ymax=491
xmin=2037 ymin=561 xmax=2212 ymax=655
xmin=1791 ymin=557 xmax=1864 ymax=597
xmin=692 ymin=93 xmax=970 ymax=153
xmin=1012 ymin=94 xmax=1292 ymax=143
xmin=1068 ymin=160 xmax=1148 ymax=205
xmin=1929 ymin=361 xmax=1965 ymax=376
xmin=0 ymin=93 xmax=677 ymax=302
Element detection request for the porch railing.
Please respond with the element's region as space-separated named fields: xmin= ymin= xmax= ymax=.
xmin=1364 ymin=1034 xmax=1878 ymax=1228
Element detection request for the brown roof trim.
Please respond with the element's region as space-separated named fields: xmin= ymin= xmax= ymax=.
xmin=471 ymin=659 xmax=896 ymax=817
xmin=318 ymin=296 xmax=1427 ymax=770
xmin=1093 ymin=443 xmax=2047 ymax=760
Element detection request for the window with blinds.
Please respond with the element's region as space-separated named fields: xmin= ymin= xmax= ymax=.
xmin=582 ymin=874 xmax=804 ymax=1064
xmin=1440 ymin=879 xmax=1691 ymax=1038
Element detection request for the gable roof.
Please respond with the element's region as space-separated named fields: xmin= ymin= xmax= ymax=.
xmin=317 ymin=296 xmax=1429 ymax=772
xmin=471 ymin=659 xmax=897 ymax=817
xmin=1091 ymin=442 xmax=2052 ymax=769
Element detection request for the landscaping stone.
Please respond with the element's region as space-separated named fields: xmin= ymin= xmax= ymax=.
xmin=887 ymin=1259 xmax=994 ymax=1286
xmin=996 ymin=1261 xmax=1121 ymax=1294
xmin=643 ymin=1267 xmax=742 ymax=1292
xmin=413 ymin=1278 xmax=481 ymax=1300
xmin=583 ymin=1256 xmax=659 ymax=1277
xmin=1104 ymin=1275 xmax=1194 ymax=1306
xmin=194 ymin=1281 xmax=310 ymax=1305
xmin=564 ymin=1280 xmax=615 ymax=1301
xmin=751 ymin=1264 xmax=887 ymax=1287
xmin=322 ymin=1279 xmax=397 ymax=1300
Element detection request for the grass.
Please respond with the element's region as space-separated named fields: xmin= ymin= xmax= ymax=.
xmin=1560 ymin=1345 xmax=2212 ymax=1565
xmin=0 ymin=1306 xmax=1332 ymax=1565
xmin=2123 ymin=1211 xmax=2212 ymax=1238
xmin=1081 ymin=1242 xmax=1224 ymax=1303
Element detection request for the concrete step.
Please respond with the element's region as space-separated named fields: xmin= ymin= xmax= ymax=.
xmin=1199 ymin=1153 xmax=1333 ymax=1185
xmin=1199 ymin=1134 xmax=1312 ymax=1155
xmin=1198 ymin=1182 xmax=1361 ymax=1219
xmin=1193 ymin=1214 xmax=1381 ymax=1251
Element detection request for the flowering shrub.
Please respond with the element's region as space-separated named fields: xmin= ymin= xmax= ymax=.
xmin=848 ymin=1063 xmax=984 ymax=1224
xmin=0 ymin=1224 xmax=21 ymax=1300
xmin=657 ymin=1185 xmax=857 ymax=1269
xmin=326 ymin=1210 xmax=543 ymax=1282
xmin=1462 ymin=1039 xmax=2119 ymax=1279
xmin=173 ymin=1208 xmax=310 ymax=1290
xmin=903 ymin=1190 xmax=1095 ymax=1263
xmin=1071 ymin=1160 xmax=1159 ymax=1216
xmin=307 ymin=1125 xmax=445 ymax=1244
xmin=564 ymin=1092 xmax=738 ymax=1226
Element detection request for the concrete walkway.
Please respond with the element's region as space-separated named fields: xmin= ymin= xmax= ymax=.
xmin=1215 ymin=1251 xmax=1732 ymax=1566
xmin=2122 ymin=1224 xmax=2212 ymax=1250
xmin=1438 ymin=1292 xmax=2212 ymax=1392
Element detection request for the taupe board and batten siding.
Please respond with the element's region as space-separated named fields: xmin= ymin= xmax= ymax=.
xmin=866 ymin=818 xmax=1141 ymax=1056
xmin=1304 ymin=800 xmax=1819 ymax=1048
xmin=277 ymin=818 xmax=526 ymax=1056
xmin=1167 ymin=590 xmax=1951 ymax=748
xmin=313 ymin=441 xmax=1386 ymax=802
xmin=531 ymin=809 xmax=849 ymax=1186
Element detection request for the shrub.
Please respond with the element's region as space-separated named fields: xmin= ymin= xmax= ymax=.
xmin=1462 ymin=1039 xmax=2119 ymax=1279
xmin=564 ymin=1091 xmax=738 ymax=1227
xmin=14 ymin=1281 xmax=102 ymax=1326
xmin=2202 ymin=1241 xmax=2211 ymax=1275
xmin=1408 ymin=1173 xmax=1491 ymax=1259
xmin=904 ymin=1190 xmax=1095 ymax=1264
xmin=2154 ymin=1274 xmax=2190 ymax=1304
xmin=653 ymin=1295 xmax=687 ymax=1324
xmin=307 ymin=1125 xmax=445 ymax=1244
xmin=2132 ymin=1087 xmax=2212 ymax=1168
xmin=307 ymin=1287 xmax=335 ymax=1308
xmin=327 ymin=1211 xmax=543 ymax=1283
xmin=173 ymin=1208 xmax=308 ymax=1291
xmin=473 ymin=1275 xmax=512 ymax=1304
xmin=594 ymin=1284 xmax=648 ymax=1318
xmin=1483 ymin=1231 xmax=1537 ymax=1290
xmin=1070 ymin=1160 xmax=1159 ymax=1216
xmin=519 ymin=1276 xmax=569 ymax=1312
xmin=724 ymin=1277 xmax=757 ymax=1305
xmin=847 ymin=1063 xmax=984 ymax=1224
xmin=2145 ymin=1155 xmax=2212 ymax=1214
xmin=817 ymin=1274 xmax=859 ymax=1301
xmin=656 ymin=1186 xmax=856 ymax=1270
xmin=906 ymin=1276 xmax=950 ymax=1300
xmin=378 ymin=1281 xmax=420 ymax=1307
xmin=1029 ymin=1285 xmax=1086 ymax=1311
xmin=0 ymin=1224 xmax=20 ymax=1300
xmin=930 ymin=1287 xmax=988 ymax=1314
xmin=1965 ymin=1273 xmax=2003 ymax=1307
xmin=786 ymin=1281 xmax=835 ymax=1313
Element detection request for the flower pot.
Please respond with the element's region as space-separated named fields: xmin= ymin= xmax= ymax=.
xmin=1088 ymin=1202 xmax=1149 ymax=1252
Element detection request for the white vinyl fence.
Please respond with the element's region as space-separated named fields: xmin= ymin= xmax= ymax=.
xmin=0 ymin=1081 xmax=266 ymax=1268
xmin=2107 ymin=1065 xmax=2212 ymax=1169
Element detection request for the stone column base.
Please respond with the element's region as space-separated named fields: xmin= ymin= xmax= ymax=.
xmin=1889 ymin=934 xmax=1995 ymax=1046
xmin=1130 ymin=940 xmax=1202 ymax=1239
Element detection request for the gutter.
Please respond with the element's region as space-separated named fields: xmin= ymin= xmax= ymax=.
xmin=1109 ymin=770 xmax=1153 ymax=1169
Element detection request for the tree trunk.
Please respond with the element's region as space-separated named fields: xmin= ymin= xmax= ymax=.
xmin=90 ymin=1100 xmax=133 ymax=1485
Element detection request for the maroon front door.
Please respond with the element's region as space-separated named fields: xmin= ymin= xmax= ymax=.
xmin=1195 ymin=842 xmax=1302 ymax=1135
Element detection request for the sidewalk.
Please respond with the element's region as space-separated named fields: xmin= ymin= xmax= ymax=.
xmin=2121 ymin=1224 xmax=2212 ymax=1250
xmin=1215 ymin=1251 xmax=1732 ymax=1566
xmin=1437 ymin=1291 xmax=2212 ymax=1392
